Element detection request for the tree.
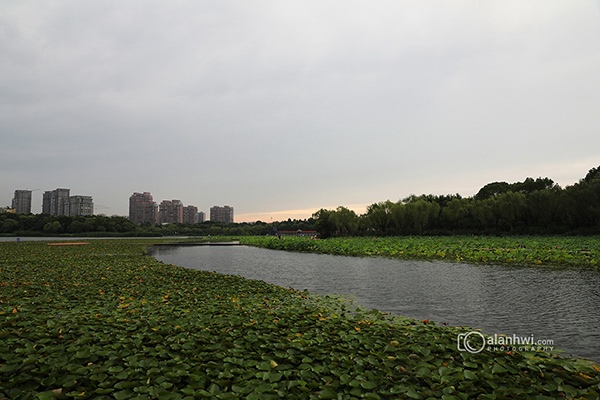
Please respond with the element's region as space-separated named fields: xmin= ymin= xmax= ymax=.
xmin=67 ymin=220 xmax=85 ymax=233
xmin=513 ymin=177 xmax=555 ymax=194
xmin=474 ymin=182 xmax=511 ymax=200
xmin=525 ymin=188 xmax=561 ymax=230
xmin=18 ymin=215 xmax=37 ymax=231
xmin=495 ymin=191 xmax=526 ymax=231
xmin=312 ymin=209 xmax=337 ymax=238
xmin=402 ymin=199 xmax=440 ymax=234
xmin=471 ymin=198 xmax=496 ymax=230
xmin=582 ymin=165 xmax=600 ymax=184
xmin=441 ymin=198 xmax=473 ymax=230
xmin=562 ymin=174 xmax=600 ymax=229
xmin=365 ymin=201 xmax=395 ymax=235
xmin=332 ymin=206 xmax=358 ymax=236
xmin=1 ymin=219 xmax=19 ymax=233
xmin=43 ymin=221 xmax=63 ymax=234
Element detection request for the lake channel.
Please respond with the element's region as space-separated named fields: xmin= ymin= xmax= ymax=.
xmin=150 ymin=244 xmax=600 ymax=363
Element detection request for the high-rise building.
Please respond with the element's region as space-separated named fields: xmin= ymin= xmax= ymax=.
xmin=129 ymin=192 xmax=158 ymax=225
xmin=12 ymin=190 xmax=32 ymax=214
xmin=183 ymin=205 xmax=199 ymax=224
xmin=210 ymin=205 xmax=234 ymax=223
xmin=198 ymin=211 xmax=205 ymax=223
xmin=68 ymin=196 xmax=94 ymax=216
xmin=42 ymin=188 xmax=94 ymax=216
xmin=159 ymin=200 xmax=184 ymax=224
xmin=42 ymin=189 xmax=70 ymax=216
xmin=42 ymin=192 xmax=51 ymax=214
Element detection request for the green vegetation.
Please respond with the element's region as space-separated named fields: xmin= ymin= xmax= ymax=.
xmin=1 ymin=240 xmax=600 ymax=398
xmin=240 ymin=236 xmax=600 ymax=269
xmin=0 ymin=214 xmax=308 ymax=238
xmin=312 ymin=166 xmax=600 ymax=237
xmin=0 ymin=215 xmax=144 ymax=237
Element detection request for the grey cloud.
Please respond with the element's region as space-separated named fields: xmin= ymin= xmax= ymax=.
xmin=1 ymin=1 xmax=599 ymax=218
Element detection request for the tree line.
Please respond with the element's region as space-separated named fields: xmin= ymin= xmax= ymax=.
xmin=312 ymin=166 xmax=600 ymax=237
xmin=0 ymin=213 xmax=314 ymax=237
xmin=2 ymin=166 xmax=598 ymax=237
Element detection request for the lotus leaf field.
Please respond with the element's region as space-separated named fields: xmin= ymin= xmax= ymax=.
xmin=1 ymin=239 xmax=600 ymax=399
xmin=240 ymin=236 xmax=600 ymax=269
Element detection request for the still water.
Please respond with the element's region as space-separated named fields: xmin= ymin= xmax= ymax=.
xmin=150 ymin=245 xmax=600 ymax=363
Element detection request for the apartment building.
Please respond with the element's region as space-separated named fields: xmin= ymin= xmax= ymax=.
xmin=42 ymin=188 xmax=70 ymax=216
xmin=129 ymin=192 xmax=158 ymax=225
xmin=158 ymin=199 xmax=184 ymax=224
xmin=11 ymin=190 xmax=32 ymax=214
xmin=68 ymin=195 xmax=94 ymax=216
xmin=42 ymin=188 xmax=94 ymax=217
xmin=183 ymin=205 xmax=199 ymax=224
xmin=210 ymin=205 xmax=234 ymax=223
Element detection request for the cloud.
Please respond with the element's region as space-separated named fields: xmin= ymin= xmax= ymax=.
xmin=1 ymin=1 xmax=599 ymax=217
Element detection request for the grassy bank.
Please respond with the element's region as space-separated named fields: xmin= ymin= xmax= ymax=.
xmin=240 ymin=236 xmax=600 ymax=269
xmin=1 ymin=240 xmax=599 ymax=399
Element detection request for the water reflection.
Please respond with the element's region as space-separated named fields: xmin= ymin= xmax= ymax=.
xmin=150 ymin=245 xmax=600 ymax=362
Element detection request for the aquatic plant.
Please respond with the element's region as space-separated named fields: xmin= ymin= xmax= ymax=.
xmin=1 ymin=240 xmax=599 ymax=398
xmin=241 ymin=236 xmax=600 ymax=268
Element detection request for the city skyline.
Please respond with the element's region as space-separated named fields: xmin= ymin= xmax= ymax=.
xmin=2 ymin=163 xmax=598 ymax=223
xmin=6 ymin=188 xmax=226 ymax=221
xmin=1 ymin=2 xmax=599 ymax=222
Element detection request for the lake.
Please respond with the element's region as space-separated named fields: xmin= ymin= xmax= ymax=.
xmin=150 ymin=244 xmax=600 ymax=363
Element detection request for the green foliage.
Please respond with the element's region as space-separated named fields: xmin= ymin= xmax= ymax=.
xmin=43 ymin=221 xmax=62 ymax=235
xmin=331 ymin=206 xmax=359 ymax=236
xmin=0 ymin=215 xmax=315 ymax=238
xmin=365 ymin=201 xmax=395 ymax=235
xmin=312 ymin=166 xmax=600 ymax=237
xmin=475 ymin=178 xmax=555 ymax=200
xmin=241 ymin=235 xmax=600 ymax=269
xmin=312 ymin=209 xmax=337 ymax=238
xmin=475 ymin=181 xmax=512 ymax=200
xmin=1 ymin=240 xmax=599 ymax=398
xmin=0 ymin=215 xmax=143 ymax=237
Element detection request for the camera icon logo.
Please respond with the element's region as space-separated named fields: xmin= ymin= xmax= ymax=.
xmin=457 ymin=331 xmax=486 ymax=354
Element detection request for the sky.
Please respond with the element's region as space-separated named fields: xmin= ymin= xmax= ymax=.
xmin=1 ymin=1 xmax=599 ymax=222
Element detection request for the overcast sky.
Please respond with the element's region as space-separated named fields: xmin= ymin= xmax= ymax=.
xmin=1 ymin=1 xmax=599 ymax=222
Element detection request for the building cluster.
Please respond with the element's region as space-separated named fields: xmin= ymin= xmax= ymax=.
xmin=3 ymin=189 xmax=232 ymax=224
xmin=43 ymin=188 xmax=94 ymax=217
xmin=128 ymin=192 xmax=198 ymax=225
xmin=3 ymin=188 xmax=94 ymax=216
xmin=128 ymin=192 xmax=233 ymax=225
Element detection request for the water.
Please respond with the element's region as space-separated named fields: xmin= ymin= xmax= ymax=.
xmin=150 ymin=245 xmax=600 ymax=363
